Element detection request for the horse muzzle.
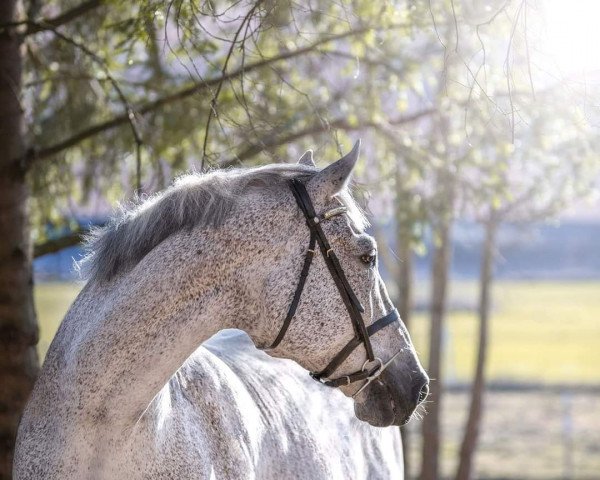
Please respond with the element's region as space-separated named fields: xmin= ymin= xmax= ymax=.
xmin=353 ymin=368 xmax=429 ymax=427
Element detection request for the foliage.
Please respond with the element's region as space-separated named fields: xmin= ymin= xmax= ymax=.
xmin=21 ymin=0 xmax=599 ymax=245
xmin=21 ymin=0 xmax=438 ymax=242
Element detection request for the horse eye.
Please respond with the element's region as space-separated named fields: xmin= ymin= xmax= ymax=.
xmin=360 ymin=253 xmax=376 ymax=267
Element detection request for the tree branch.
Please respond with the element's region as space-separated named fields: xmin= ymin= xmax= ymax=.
xmin=0 ymin=0 xmax=104 ymax=35
xmin=33 ymin=228 xmax=87 ymax=258
xmin=218 ymin=108 xmax=435 ymax=168
xmin=27 ymin=0 xmax=105 ymax=35
xmin=21 ymin=23 xmax=410 ymax=170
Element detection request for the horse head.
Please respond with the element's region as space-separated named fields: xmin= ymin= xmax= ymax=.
xmin=253 ymin=142 xmax=429 ymax=427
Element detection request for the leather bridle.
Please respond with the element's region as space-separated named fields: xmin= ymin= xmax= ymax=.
xmin=262 ymin=178 xmax=401 ymax=395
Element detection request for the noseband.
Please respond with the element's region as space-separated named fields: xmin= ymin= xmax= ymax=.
xmin=262 ymin=178 xmax=401 ymax=393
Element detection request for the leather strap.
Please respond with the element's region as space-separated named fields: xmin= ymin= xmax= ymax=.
xmin=267 ymin=233 xmax=317 ymax=349
xmin=312 ymin=308 xmax=399 ymax=381
xmin=289 ymin=179 xmax=375 ymax=361
xmin=314 ymin=368 xmax=373 ymax=387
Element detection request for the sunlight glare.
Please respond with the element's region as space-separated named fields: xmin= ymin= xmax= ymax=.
xmin=542 ymin=0 xmax=600 ymax=74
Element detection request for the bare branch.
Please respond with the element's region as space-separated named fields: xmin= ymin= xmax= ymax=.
xmin=33 ymin=228 xmax=87 ymax=258
xmin=217 ymin=109 xmax=435 ymax=168
xmin=505 ymin=0 xmax=526 ymax=143
xmin=449 ymin=0 xmax=459 ymax=52
xmin=523 ymin=4 xmax=536 ymax=100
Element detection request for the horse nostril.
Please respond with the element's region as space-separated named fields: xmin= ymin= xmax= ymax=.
xmin=417 ymin=383 xmax=429 ymax=404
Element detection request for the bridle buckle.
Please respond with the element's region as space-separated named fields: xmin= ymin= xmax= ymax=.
xmin=351 ymin=359 xmax=384 ymax=398
xmin=353 ymin=352 xmax=402 ymax=398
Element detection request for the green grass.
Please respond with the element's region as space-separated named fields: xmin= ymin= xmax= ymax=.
xmin=34 ymin=282 xmax=84 ymax=360
xmin=34 ymin=280 xmax=600 ymax=384
xmin=409 ymin=280 xmax=600 ymax=385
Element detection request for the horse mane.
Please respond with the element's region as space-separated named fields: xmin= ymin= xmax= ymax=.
xmin=81 ymin=163 xmax=368 ymax=283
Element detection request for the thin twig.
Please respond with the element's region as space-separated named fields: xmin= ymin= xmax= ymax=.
xmin=523 ymin=4 xmax=536 ymax=100
xmin=505 ymin=0 xmax=526 ymax=143
xmin=450 ymin=0 xmax=459 ymax=52
xmin=201 ymin=0 xmax=264 ymax=170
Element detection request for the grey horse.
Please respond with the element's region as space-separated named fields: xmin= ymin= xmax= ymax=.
xmin=14 ymin=143 xmax=428 ymax=479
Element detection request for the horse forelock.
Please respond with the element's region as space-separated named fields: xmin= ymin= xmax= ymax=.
xmin=79 ymin=163 xmax=368 ymax=283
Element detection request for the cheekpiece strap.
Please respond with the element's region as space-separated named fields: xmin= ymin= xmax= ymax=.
xmin=264 ymin=232 xmax=317 ymax=350
xmin=288 ymin=179 xmax=375 ymax=360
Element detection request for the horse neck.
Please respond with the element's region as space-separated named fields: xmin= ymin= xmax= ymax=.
xmin=49 ymin=228 xmax=266 ymax=425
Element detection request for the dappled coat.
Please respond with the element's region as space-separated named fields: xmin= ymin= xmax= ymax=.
xmin=16 ymin=330 xmax=403 ymax=479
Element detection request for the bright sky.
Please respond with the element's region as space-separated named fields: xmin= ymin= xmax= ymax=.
xmin=540 ymin=0 xmax=600 ymax=75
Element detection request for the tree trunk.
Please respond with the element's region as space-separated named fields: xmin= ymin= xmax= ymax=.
xmin=420 ymin=219 xmax=451 ymax=480
xmin=0 ymin=2 xmax=39 ymax=478
xmin=454 ymin=215 xmax=498 ymax=480
xmin=393 ymin=165 xmax=416 ymax=333
xmin=398 ymin=236 xmax=414 ymax=476
xmin=394 ymin=190 xmax=415 ymax=477
xmin=397 ymin=239 xmax=414 ymax=330
xmin=397 ymin=233 xmax=414 ymax=477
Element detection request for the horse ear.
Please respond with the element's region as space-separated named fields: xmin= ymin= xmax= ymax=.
xmin=308 ymin=140 xmax=360 ymax=199
xmin=298 ymin=150 xmax=315 ymax=167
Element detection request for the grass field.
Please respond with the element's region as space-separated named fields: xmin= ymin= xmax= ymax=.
xmin=34 ymin=282 xmax=84 ymax=359
xmin=409 ymin=280 xmax=600 ymax=385
xmin=406 ymin=389 xmax=600 ymax=479
xmin=35 ymin=280 xmax=600 ymax=384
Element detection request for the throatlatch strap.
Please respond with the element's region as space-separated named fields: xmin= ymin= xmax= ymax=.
xmin=289 ymin=179 xmax=375 ymax=361
xmin=267 ymin=233 xmax=317 ymax=350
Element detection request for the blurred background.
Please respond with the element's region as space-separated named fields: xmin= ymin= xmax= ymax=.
xmin=1 ymin=0 xmax=599 ymax=479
